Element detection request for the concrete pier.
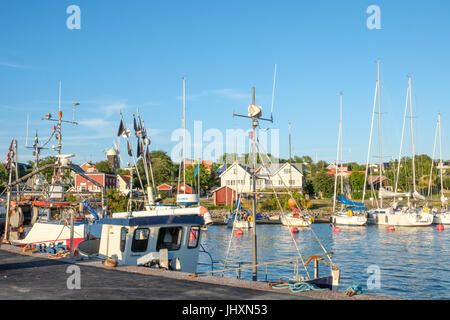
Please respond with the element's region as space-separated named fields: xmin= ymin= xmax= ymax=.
xmin=0 ymin=245 xmax=391 ymax=300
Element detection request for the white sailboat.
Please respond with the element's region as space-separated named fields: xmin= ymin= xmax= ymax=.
xmin=367 ymin=71 xmax=433 ymax=226
xmin=424 ymin=114 xmax=450 ymax=224
xmin=330 ymin=92 xmax=367 ymax=226
xmin=279 ymin=123 xmax=313 ymax=227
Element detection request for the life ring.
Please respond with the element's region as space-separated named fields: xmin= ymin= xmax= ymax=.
xmin=424 ymin=207 xmax=429 ymax=213
xmin=347 ymin=209 xmax=353 ymax=216
xmin=309 ymin=216 xmax=315 ymax=223
xmin=247 ymin=216 xmax=253 ymax=222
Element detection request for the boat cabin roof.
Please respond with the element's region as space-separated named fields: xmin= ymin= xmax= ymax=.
xmin=99 ymin=215 xmax=204 ymax=227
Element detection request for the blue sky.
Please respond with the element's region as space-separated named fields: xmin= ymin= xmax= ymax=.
xmin=1 ymin=0 xmax=450 ymax=166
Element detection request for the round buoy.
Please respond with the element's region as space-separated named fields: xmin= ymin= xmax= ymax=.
xmin=291 ymin=227 xmax=299 ymax=234
xmin=387 ymin=225 xmax=395 ymax=232
xmin=288 ymin=198 xmax=296 ymax=207
xmin=235 ymin=229 xmax=243 ymax=237
xmin=437 ymin=224 xmax=445 ymax=231
xmin=333 ymin=226 xmax=341 ymax=233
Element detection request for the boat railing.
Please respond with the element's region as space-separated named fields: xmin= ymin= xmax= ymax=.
xmin=194 ymin=252 xmax=335 ymax=282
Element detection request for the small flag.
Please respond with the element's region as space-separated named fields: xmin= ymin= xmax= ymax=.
xmin=194 ymin=162 xmax=200 ymax=178
xmin=216 ymin=163 xmax=226 ymax=175
xmin=127 ymin=140 xmax=132 ymax=156
xmin=33 ymin=131 xmax=38 ymax=147
xmin=117 ymin=119 xmax=126 ymax=137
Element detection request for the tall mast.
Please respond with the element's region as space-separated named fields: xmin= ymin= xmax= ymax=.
xmin=339 ymin=92 xmax=344 ymax=210
xmin=332 ymin=93 xmax=342 ymax=213
xmin=232 ymin=85 xmax=273 ymax=281
xmin=183 ymin=77 xmax=186 ymax=194
xmin=438 ymin=114 xmax=444 ymax=203
xmin=408 ymin=76 xmax=417 ymax=195
xmin=377 ymin=61 xmax=383 ymax=207
xmin=289 ymin=122 xmax=292 ymax=187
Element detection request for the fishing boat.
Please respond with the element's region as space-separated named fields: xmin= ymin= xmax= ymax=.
xmin=330 ymin=92 xmax=367 ymax=226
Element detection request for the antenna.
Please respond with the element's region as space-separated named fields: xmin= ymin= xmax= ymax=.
xmin=232 ymin=86 xmax=274 ymax=282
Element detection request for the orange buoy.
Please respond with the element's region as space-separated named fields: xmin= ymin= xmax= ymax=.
xmin=333 ymin=226 xmax=341 ymax=233
xmin=387 ymin=225 xmax=395 ymax=232
xmin=288 ymin=198 xmax=296 ymax=207
xmin=235 ymin=229 xmax=243 ymax=237
xmin=291 ymin=227 xmax=299 ymax=234
xmin=437 ymin=224 xmax=445 ymax=231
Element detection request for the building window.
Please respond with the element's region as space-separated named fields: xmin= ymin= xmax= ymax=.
xmin=157 ymin=227 xmax=183 ymax=251
xmin=131 ymin=228 xmax=150 ymax=252
xmin=188 ymin=227 xmax=201 ymax=249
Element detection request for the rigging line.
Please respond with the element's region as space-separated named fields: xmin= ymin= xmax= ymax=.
xmin=255 ymin=138 xmax=336 ymax=267
xmin=254 ymin=142 xmax=311 ymax=279
xmin=222 ymin=159 xmax=251 ymax=272
xmin=427 ymin=117 xmax=439 ymax=200
xmin=362 ymin=82 xmax=378 ymax=202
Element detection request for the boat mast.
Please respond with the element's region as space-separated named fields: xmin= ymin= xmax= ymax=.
xmin=232 ymin=85 xmax=273 ymax=281
xmin=183 ymin=77 xmax=186 ymax=195
xmin=377 ymin=62 xmax=383 ymax=208
xmin=408 ymin=76 xmax=417 ymax=199
xmin=332 ymin=93 xmax=342 ymax=213
xmin=438 ymin=114 xmax=445 ymax=206
xmin=339 ymin=92 xmax=344 ymax=211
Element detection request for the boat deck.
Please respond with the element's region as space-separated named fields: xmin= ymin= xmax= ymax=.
xmin=0 ymin=244 xmax=391 ymax=300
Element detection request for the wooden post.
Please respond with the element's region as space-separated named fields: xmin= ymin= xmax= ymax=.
xmin=314 ymin=258 xmax=319 ymax=279
xmin=70 ymin=209 xmax=74 ymax=258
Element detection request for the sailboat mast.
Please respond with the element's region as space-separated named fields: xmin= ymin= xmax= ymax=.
xmin=251 ymin=87 xmax=258 ymax=282
xmin=340 ymin=92 xmax=344 ymax=211
xmin=332 ymin=93 xmax=342 ymax=213
xmin=408 ymin=76 xmax=417 ymax=195
xmin=377 ymin=61 xmax=383 ymax=207
xmin=289 ymin=122 xmax=292 ymax=187
xmin=438 ymin=114 xmax=444 ymax=202
xmin=183 ymin=78 xmax=186 ymax=194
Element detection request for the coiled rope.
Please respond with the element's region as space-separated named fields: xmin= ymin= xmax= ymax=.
xmin=345 ymin=283 xmax=363 ymax=296
xmin=271 ymin=281 xmax=327 ymax=293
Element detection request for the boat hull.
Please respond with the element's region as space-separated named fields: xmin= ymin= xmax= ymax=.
xmin=280 ymin=215 xmax=312 ymax=227
xmin=368 ymin=210 xmax=433 ymax=226
xmin=433 ymin=212 xmax=450 ymax=225
xmin=331 ymin=214 xmax=367 ymax=226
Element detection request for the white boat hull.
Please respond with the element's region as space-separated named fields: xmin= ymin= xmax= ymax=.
xmin=368 ymin=209 xmax=433 ymax=226
xmin=433 ymin=212 xmax=450 ymax=225
xmin=331 ymin=213 xmax=367 ymax=226
xmin=280 ymin=214 xmax=312 ymax=227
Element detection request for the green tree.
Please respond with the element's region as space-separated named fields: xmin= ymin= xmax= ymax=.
xmin=105 ymin=189 xmax=129 ymax=213
xmin=312 ymin=171 xmax=334 ymax=198
xmin=95 ymin=160 xmax=113 ymax=174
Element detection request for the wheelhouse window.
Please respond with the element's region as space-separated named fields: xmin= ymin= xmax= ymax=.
xmin=120 ymin=227 xmax=128 ymax=252
xmin=131 ymin=228 xmax=150 ymax=252
xmin=188 ymin=227 xmax=200 ymax=249
xmin=156 ymin=227 xmax=183 ymax=251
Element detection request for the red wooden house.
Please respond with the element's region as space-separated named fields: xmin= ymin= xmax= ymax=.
xmin=212 ymin=186 xmax=237 ymax=206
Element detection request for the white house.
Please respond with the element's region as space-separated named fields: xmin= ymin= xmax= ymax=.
xmin=219 ymin=162 xmax=304 ymax=193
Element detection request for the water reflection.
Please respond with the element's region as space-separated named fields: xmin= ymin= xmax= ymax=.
xmin=198 ymin=223 xmax=450 ymax=299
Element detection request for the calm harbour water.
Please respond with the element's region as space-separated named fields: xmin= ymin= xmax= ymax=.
xmin=197 ymin=223 xmax=450 ymax=300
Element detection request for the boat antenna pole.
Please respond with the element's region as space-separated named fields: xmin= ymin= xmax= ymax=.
xmin=233 ymin=86 xmax=273 ymax=282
